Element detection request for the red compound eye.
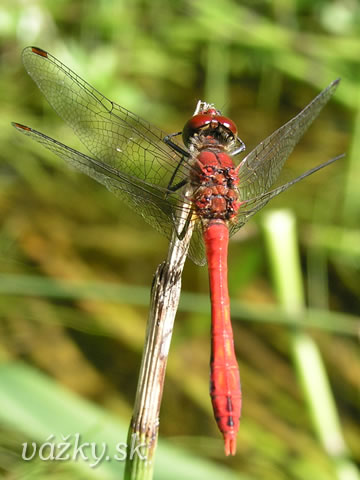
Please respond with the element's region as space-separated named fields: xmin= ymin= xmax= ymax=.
xmin=188 ymin=113 xmax=214 ymax=130
xmin=182 ymin=112 xmax=238 ymax=146
xmin=182 ymin=113 xmax=213 ymax=146
xmin=213 ymin=116 xmax=237 ymax=135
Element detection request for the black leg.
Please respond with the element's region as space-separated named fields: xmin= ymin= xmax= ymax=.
xmin=163 ymin=132 xmax=191 ymax=193
xmin=165 ymin=157 xmax=188 ymax=194
xmin=230 ymin=136 xmax=246 ymax=156
xmin=167 ymin=178 xmax=188 ymax=192
xmin=173 ymin=207 xmax=193 ymax=240
xmin=164 ymin=132 xmax=189 ymax=157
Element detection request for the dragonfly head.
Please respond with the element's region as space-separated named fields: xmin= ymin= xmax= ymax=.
xmin=182 ymin=101 xmax=238 ymax=152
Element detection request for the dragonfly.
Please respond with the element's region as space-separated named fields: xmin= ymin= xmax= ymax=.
xmin=12 ymin=46 xmax=341 ymax=456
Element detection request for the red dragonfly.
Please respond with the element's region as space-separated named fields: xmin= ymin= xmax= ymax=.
xmin=12 ymin=47 xmax=341 ymax=456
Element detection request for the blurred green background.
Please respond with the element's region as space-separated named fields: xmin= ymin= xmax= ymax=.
xmin=0 ymin=0 xmax=359 ymax=479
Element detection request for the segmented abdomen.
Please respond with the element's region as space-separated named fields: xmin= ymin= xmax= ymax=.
xmin=204 ymin=220 xmax=242 ymax=456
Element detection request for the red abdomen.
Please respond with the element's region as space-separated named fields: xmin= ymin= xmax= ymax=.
xmin=204 ymin=220 xmax=242 ymax=456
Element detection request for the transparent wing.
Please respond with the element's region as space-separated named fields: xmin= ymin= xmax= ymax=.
xmin=13 ymin=123 xmax=183 ymax=230
xmin=12 ymin=123 xmax=210 ymax=265
xmin=16 ymin=47 xmax=212 ymax=265
xmin=12 ymin=123 xmax=212 ymax=264
xmin=237 ymin=79 xmax=340 ymax=201
xmin=21 ymin=47 xmax=191 ymax=198
xmin=17 ymin=47 xmax=340 ymax=265
xmin=187 ymin=221 xmax=207 ymax=266
xmin=229 ymin=154 xmax=343 ymax=238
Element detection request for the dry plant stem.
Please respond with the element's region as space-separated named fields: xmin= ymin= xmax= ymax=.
xmin=125 ymin=192 xmax=194 ymax=480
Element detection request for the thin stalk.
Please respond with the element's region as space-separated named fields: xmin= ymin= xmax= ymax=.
xmin=262 ymin=210 xmax=359 ymax=480
xmin=124 ymin=194 xmax=194 ymax=480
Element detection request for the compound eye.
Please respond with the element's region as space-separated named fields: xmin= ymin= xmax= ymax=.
xmin=182 ymin=113 xmax=214 ymax=146
xmin=188 ymin=113 xmax=214 ymax=130
xmin=214 ymin=116 xmax=238 ymax=136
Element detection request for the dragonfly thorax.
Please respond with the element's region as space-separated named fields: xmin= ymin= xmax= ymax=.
xmin=191 ymin=150 xmax=241 ymax=222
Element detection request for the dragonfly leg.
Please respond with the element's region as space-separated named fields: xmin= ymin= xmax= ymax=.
xmin=167 ymin=177 xmax=188 ymax=193
xmin=164 ymin=132 xmax=189 ymax=157
xmin=163 ymin=132 xmax=191 ymax=194
xmin=175 ymin=207 xmax=193 ymax=240
xmin=230 ymin=136 xmax=246 ymax=156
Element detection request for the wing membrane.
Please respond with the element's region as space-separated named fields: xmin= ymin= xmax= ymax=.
xmin=15 ymin=47 xmax=341 ymax=265
xmin=229 ymin=154 xmax=343 ymax=238
xmin=237 ymin=79 xmax=340 ymax=200
xmin=12 ymin=123 xmax=198 ymax=252
xmin=22 ymin=47 xmax=191 ymax=190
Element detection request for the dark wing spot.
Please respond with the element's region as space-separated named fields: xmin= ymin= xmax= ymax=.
xmin=31 ymin=47 xmax=48 ymax=57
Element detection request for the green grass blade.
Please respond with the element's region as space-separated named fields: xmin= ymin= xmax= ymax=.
xmin=0 ymin=274 xmax=357 ymax=335
xmin=0 ymin=362 xmax=246 ymax=480
xmin=262 ymin=209 xmax=359 ymax=480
